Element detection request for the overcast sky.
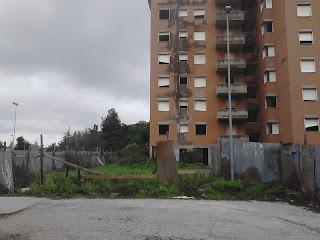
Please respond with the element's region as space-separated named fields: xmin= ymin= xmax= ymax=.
xmin=0 ymin=0 xmax=150 ymax=146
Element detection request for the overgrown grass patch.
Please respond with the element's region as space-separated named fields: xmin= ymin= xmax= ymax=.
xmin=23 ymin=170 xmax=293 ymax=202
xmin=92 ymin=163 xmax=156 ymax=176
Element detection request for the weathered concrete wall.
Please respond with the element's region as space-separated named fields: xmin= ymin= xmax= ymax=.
xmin=0 ymin=150 xmax=14 ymax=192
xmin=156 ymin=141 xmax=177 ymax=182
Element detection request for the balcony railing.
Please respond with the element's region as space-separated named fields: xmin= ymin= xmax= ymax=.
xmin=216 ymin=83 xmax=247 ymax=96
xmin=217 ymin=109 xmax=248 ymax=121
xmin=216 ymin=35 xmax=245 ymax=50
xmin=215 ymin=0 xmax=242 ymax=5
xmin=216 ymin=11 xmax=245 ymax=27
xmin=217 ymin=59 xmax=246 ymax=73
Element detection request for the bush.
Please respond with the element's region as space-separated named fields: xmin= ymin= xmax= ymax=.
xmin=211 ymin=179 xmax=243 ymax=193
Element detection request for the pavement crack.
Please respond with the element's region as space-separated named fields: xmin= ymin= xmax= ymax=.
xmin=0 ymin=202 xmax=46 ymax=219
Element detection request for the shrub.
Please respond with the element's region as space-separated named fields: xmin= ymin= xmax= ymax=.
xmin=112 ymin=181 xmax=140 ymax=197
xmin=245 ymin=182 xmax=265 ymax=200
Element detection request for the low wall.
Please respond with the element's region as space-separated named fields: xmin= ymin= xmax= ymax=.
xmin=0 ymin=150 xmax=14 ymax=192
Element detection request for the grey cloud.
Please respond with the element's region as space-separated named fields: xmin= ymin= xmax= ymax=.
xmin=0 ymin=0 xmax=150 ymax=144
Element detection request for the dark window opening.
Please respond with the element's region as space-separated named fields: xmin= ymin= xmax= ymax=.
xmin=196 ymin=124 xmax=207 ymax=135
xmin=244 ymin=64 xmax=257 ymax=76
xmin=266 ymin=96 xmax=277 ymax=108
xmin=159 ymin=9 xmax=170 ymax=20
xmin=249 ymin=133 xmax=260 ymax=142
xmin=179 ymin=76 xmax=188 ymax=85
xmin=265 ymin=21 xmax=273 ymax=32
xmin=179 ymin=148 xmax=208 ymax=166
xmin=159 ymin=124 xmax=169 ymax=135
xmin=159 ymin=34 xmax=170 ymax=42
xmin=248 ymin=110 xmax=259 ymax=122
xmin=247 ymin=87 xmax=258 ymax=99
xmin=306 ymin=126 xmax=319 ymax=132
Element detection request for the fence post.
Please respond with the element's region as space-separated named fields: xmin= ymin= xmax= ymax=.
xmin=40 ymin=134 xmax=44 ymax=185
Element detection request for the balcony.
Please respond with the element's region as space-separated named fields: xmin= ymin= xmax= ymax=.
xmin=217 ymin=59 xmax=246 ymax=73
xmin=216 ymin=35 xmax=245 ymax=50
xmin=216 ymin=11 xmax=245 ymax=27
xmin=215 ymin=0 xmax=242 ymax=5
xmin=217 ymin=109 xmax=248 ymax=121
xmin=216 ymin=83 xmax=247 ymax=96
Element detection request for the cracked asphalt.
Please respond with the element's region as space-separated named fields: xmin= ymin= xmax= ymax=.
xmin=0 ymin=198 xmax=319 ymax=240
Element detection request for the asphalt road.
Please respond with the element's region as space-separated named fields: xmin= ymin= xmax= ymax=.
xmin=0 ymin=198 xmax=319 ymax=240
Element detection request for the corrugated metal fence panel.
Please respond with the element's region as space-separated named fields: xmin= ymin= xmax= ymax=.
xmin=314 ymin=145 xmax=320 ymax=189
xmin=262 ymin=144 xmax=281 ymax=183
xmin=292 ymin=144 xmax=303 ymax=179
xmin=0 ymin=151 xmax=14 ymax=192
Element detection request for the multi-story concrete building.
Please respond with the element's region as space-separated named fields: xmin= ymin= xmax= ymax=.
xmin=148 ymin=0 xmax=320 ymax=162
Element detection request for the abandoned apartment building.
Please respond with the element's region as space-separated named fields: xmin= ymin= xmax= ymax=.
xmin=148 ymin=0 xmax=320 ymax=164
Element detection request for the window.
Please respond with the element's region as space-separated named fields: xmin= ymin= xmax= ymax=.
xmin=179 ymin=123 xmax=189 ymax=133
xmin=194 ymin=76 xmax=207 ymax=88
xmin=297 ymin=4 xmax=312 ymax=17
xmin=196 ymin=124 xmax=207 ymax=135
xmin=179 ymin=31 xmax=188 ymax=39
xmin=300 ymin=58 xmax=316 ymax=73
xmin=179 ymin=75 xmax=188 ymax=85
xmin=299 ymin=31 xmax=314 ymax=44
xmin=194 ymin=99 xmax=207 ymax=112
xmin=264 ymin=70 xmax=277 ymax=83
xmin=260 ymin=0 xmax=272 ymax=11
xmin=158 ymin=76 xmax=170 ymax=88
xmin=302 ymin=88 xmax=317 ymax=101
xmin=304 ymin=117 xmax=319 ymax=132
xmin=194 ymin=53 xmax=206 ymax=64
xmin=265 ymin=95 xmax=277 ymax=108
xmin=263 ymin=45 xmax=275 ymax=58
xmin=159 ymin=9 xmax=170 ymax=20
xmin=261 ymin=21 xmax=273 ymax=35
xmin=159 ymin=32 xmax=170 ymax=42
xmin=179 ymin=99 xmax=188 ymax=109
xmin=158 ymin=99 xmax=169 ymax=112
xmin=159 ymin=124 xmax=169 ymax=135
xmin=194 ymin=9 xmax=205 ymax=19
xmin=266 ymin=122 xmax=279 ymax=135
xmin=179 ymin=52 xmax=188 ymax=63
xmin=179 ymin=9 xmax=188 ymax=17
xmin=194 ymin=31 xmax=205 ymax=41
xmin=158 ymin=53 xmax=170 ymax=64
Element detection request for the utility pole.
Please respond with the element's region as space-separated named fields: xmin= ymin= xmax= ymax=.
xmin=225 ymin=5 xmax=234 ymax=180
xmin=12 ymin=102 xmax=18 ymax=151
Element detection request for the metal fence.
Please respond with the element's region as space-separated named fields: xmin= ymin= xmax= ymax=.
xmin=220 ymin=140 xmax=281 ymax=182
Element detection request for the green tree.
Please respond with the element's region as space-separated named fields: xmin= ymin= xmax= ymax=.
xmin=58 ymin=127 xmax=72 ymax=150
xmin=101 ymin=108 xmax=125 ymax=151
xmin=14 ymin=136 xmax=30 ymax=150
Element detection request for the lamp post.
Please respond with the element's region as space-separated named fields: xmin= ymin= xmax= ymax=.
xmin=224 ymin=5 xmax=234 ymax=180
xmin=12 ymin=102 xmax=18 ymax=150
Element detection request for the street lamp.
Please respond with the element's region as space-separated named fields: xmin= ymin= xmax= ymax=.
xmin=12 ymin=101 xmax=18 ymax=150
xmin=224 ymin=5 xmax=234 ymax=180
